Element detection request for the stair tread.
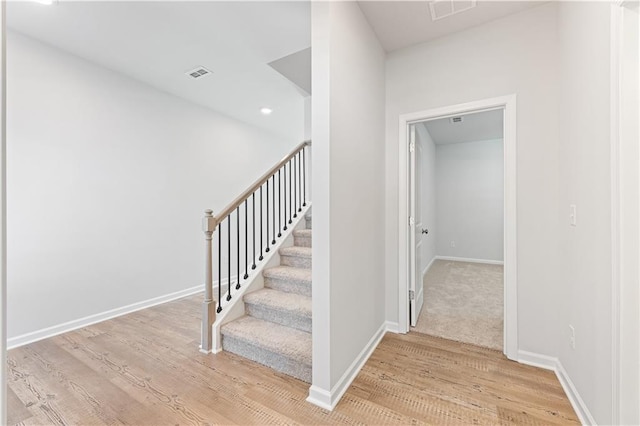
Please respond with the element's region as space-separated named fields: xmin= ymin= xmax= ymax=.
xmin=263 ymin=266 xmax=311 ymax=282
xmin=221 ymin=316 xmax=311 ymax=365
xmin=279 ymin=246 xmax=312 ymax=258
xmin=293 ymin=229 xmax=312 ymax=237
xmin=244 ymin=289 xmax=311 ymax=317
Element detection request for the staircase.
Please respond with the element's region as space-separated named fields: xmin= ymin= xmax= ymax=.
xmin=220 ymin=213 xmax=312 ymax=382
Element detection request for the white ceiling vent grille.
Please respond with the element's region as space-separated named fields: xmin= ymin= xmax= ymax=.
xmin=450 ymin=116 xmax=464 ymax=124
xmin=429 ymin=0 xmax=477 ymax=21
xmin=186 ymin=66 xmax=212 ymax=79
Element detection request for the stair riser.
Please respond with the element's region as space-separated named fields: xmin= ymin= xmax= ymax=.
xmin=222 ymin=335 xmax=311 ymax=383
xmin=294 ymin=235 xmax=312 ymax=248
xmin=245 ymin=303 xmax=311 ymax=333
xmin=264 ymin=277 xmax=311 ymax=297
xmin=280 ymin=255 xmax=312 ymax=269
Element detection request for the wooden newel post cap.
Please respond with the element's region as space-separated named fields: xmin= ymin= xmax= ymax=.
xmin=203 ymin=210 xmax=216 ymax=233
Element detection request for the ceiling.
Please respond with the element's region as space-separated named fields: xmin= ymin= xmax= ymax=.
xmin=7 ymin=0 xmax=542 ymax=140
xmin=6 ymin=1 xmax=311 ymax=141
xmin=421 ymin=109 xmax=503 ymax=145
xmin=269 ymin=47 xmax=311 ymax=96
xmin=358 ymin=1 xmax=544 ymax=52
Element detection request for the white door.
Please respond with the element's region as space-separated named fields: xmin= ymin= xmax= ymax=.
xmin=409 ymin=124 xmax=424 ymax=326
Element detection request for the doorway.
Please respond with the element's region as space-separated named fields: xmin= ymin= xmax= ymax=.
xmin=397 ymin=95 xmax=517 ymax=360
xmin=410 ymin=109 xmax=504 ymax=350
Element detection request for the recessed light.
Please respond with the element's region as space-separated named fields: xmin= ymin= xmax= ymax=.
xmin=260 ymin=107 xmax=273 ymax=116
xmin=34 ymin=0 xmax=56 ymax=5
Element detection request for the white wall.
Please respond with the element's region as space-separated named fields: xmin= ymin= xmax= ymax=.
xmin=0 ymin=4 xmax=7 ymax=424
xmin=304 ymin=96 xmax=312 ymax=141
xmin=556 ymin=3 xmax=617 ymax=424
xmin=435 ymin=139 xmax=503 ymax=262
xmin=311 ymin=1 xmax=386 ymax=406
xmin=304 ymin=96 xmax=312 ymax=202
xmin=415 ymin=124 xmax=436 ymax=273
xmin=618 ymin=4 xmax=639 ymax=423
xmin=7 ymin=31 xmax=298 ymax=341
xmin=385 ymin=4 xmax=561 ymax=359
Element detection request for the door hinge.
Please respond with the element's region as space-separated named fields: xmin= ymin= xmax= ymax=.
xmin=409 ymin=290 xmax=415 ymax=300
xmin=409 ymin=141 xmax=415 ymax=153
xmin=409 ymin=216 xmax=415 ymax=226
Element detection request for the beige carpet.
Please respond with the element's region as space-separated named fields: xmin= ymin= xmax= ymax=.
xmin=412 ymin=259 xmax=503 ymax=350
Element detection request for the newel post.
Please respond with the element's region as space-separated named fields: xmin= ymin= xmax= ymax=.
xmin=200 ymin=209 xmax=217 ymax=354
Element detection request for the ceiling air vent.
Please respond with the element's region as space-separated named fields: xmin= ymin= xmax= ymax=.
xmin=186 ymin=66 xmax=212 ymax=79
xmin=429 ymin=0 xmax=476 ymax=21
xmin=450 ymin=116 xmax=464 ymax=124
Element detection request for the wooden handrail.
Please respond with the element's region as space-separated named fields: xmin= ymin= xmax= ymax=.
xmin=212 ymin=140 xmax=310 ymax=224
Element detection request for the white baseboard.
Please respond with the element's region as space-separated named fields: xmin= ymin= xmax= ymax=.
xmin=435 ymin=255 xmax=504 ymax=265
xmin=518 ymin=350 xmax=595 ymax=425
xmin=8 ymin=285 xmax=203 ymax=349
xmin=306 ymin=386 xmax=333 ymax=411
xmin=307 ymin=322 xmax=387 ymax=411
xmin=385 ymin=320 xmax=400 ymax=334
xmin=555 ymin=361 xmax=596 ymax=426
xmin=422 ymin=256 xmax=437 ymax=278
xmin=517 ymin=350 xmax=558 ymax=370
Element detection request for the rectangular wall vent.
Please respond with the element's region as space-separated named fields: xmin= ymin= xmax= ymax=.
xmin=186 ymin=66 xmax=212 ymax=79
xmin=429 ymin=0 xmax=476 ymax=21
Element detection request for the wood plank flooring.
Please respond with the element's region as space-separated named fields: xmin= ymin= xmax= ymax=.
xmin=7 ymin=294 xmax=579 ymax=425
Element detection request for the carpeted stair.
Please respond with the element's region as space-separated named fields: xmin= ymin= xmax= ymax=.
xmin=221 ymin=212 xmax=312 ymax=382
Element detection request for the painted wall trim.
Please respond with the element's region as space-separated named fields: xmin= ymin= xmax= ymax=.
xmin=435 ymin=255 xmax=504 ymax=266
xmin=385 ymin=320 xmax=400 ymax=334
xmin=609 ymin=4 xmax=624 ymax=423
xmin=518 ymin=350 xmax=596 ymax=425
xmin=8 ymin=285 xmax=203 ymax=349
xmin=422 ymin=256 xmax=437 ymax=277
xmin=307 ymin=322 xmax=389 ymax=411
xmin=397 ymin=94 xmax=518 ymax=361
xmin=306 ymin=385 xmax=333 ymax=411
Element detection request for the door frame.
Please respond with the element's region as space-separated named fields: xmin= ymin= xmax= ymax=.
xmin=397 ymin=94 xmax=518 ymax=360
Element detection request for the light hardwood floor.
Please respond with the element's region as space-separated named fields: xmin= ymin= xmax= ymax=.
xmin=7 ymin=294 xmax=579 ymax=425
